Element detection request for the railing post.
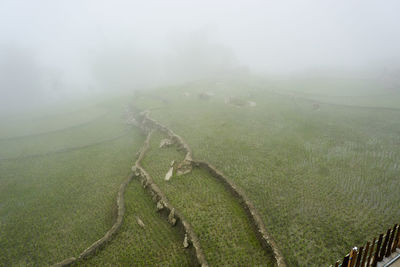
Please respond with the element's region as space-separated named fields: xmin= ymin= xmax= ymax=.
xmin=355 ymin=246 xmax=363 ymax=267
xmin=393 ymin=224 xmax=400 ymax=252
xmin=386 ymin=225 xmax=397 ymax=257
xmin=361 ymin=241 xmax=370 ymax=267
xmin=372 ymin=234 xmax=383 ymax=267
xmin=366 ymin=238 xmax=376 ymax=267
xmin=349 ymin=247 xmax=358 ymax=267
xmin=343 ymin=254 xmax=350 ymax=267
xmin=379 ymin=229 xmax=391 ymax=261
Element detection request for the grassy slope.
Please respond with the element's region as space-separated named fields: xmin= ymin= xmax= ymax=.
xmin=0 ymin=110 xmax=129 ymax=160
xmin=0 ymin=132 xmax=145 ymax=266
xmin=75 ymin=177 xmax=193 ymax=267
xmin=268 ymin=77 xmax=400 ymax=109
xmin=135 ymin=79 xmax=400 ymax=266
xmin=141 ymin=130 xmax=275 ymax=266
xmin=0 ymin=98 xmax=154 ymax=266
xmin=0 ymin=106 xmax=107 ymax=139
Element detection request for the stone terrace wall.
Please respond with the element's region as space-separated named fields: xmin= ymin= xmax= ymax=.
xmin=134 ymin=109 xmax=286 ymax=267
xmin=52 ymin=172 xmax=134 ymax=266
xmin=133 ymin=130 xmax=208 ymax=267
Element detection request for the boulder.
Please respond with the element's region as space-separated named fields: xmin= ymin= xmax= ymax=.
xmin=248 ymin=101 xmax=257 ymax=107
xmin=198 ymin=92 xmax=213 ymax=100
xmin=128 ymin=117 xmax=138 ymax=126
xmin=183 ymin=233 xmax=190 ymax=248
xmin=141 ymin=179 xmax=148 ymax=189
xmin=132 ymin=166 xmax=141 ymax=177
xmin=168 ymin=208 xmax=177 ymax=226
xmin=136 ymin=217 xmax=145 ymax=228
xmin=156 ymin=201 xmax=164 ymax=211
xmin=159 ymin=138 xmax=173 ymax=148
xmin=165 ymin=167 xmax=174 ymax=181
xmin=230 ymin=96 xmax=247 ymax=107
xmin=176 ymin=160 xmax=192 ymax=176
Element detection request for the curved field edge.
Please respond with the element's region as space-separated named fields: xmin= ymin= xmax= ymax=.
xmin=133 ymin=129 xmax=208 ymax=266
xmin=268 ymin=90 xmax=400 ymax=112
xmin=259 ymin=76 xmax=400 ymax=109
xmin=0 ymin=110 xmax=129 ymax=160
xmin=73 ymin=177 xmax=194 ymax=266
xmin=52 ymin=173 xmax=136 ymax=266
xmin=131 ymin=109 xmax=284 ymax=266
xmin=194 ymin=160 xmax=285 ymax=267
xmin=54 ymin=127 xmax=200 ymax=267
xmin=0 ymin=130 xmax=130 ymax=161
xmin=0 ymin=130 xmax=145 ymax=266
xmin=141 ymin=133 xmax=274 ymax=265
xmin=51 ymin=134 xmax=147 ymax=266
xmin=0 ymin=106 xmax=108 ymax=140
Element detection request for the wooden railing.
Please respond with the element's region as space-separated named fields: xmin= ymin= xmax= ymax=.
xmin=332 ymin=224 xmax=400 ymax=267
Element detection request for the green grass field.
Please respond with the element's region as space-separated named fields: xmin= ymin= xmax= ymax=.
xmin=1 ymin=76 xmax=399 ymax=266
xmin=141 ymin=130 xmax=276 ymax=266
xmin=0 ymin=99 xmax=147 ymax=266
xmin=0 ymin=105 xmax=107 ymax=139
xmin=75 ymin=177 xmax=193 ymax=266
xmin=0 ymin=131 xmax=145 ymax=266
xmin=0 ymin=110 xmax=130 ymax=160
xmin=265 ymin=76 xmax=400 ymax=109
xmin=134 ymin=77 xmax=400 ymax=266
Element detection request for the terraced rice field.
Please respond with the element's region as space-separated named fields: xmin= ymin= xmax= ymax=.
xmin=0 ymin=101 xmax=146 ymax=266
xmin=2 ymin=76 xmax=399 ymax=266
xmin=265 ymin=77 xmax=400 ymax=109
xmin=134 ymin=78 xmax=400 ymax=266
xmin=141 ymin=130 xmax=276 ymax=266
xmin=0 ymin=111 xmax=130 ymax=160
xmin=0 ymin=105 xmax=107 ymax=139
xmin=75 ymin=177 xmax=193 ymax=266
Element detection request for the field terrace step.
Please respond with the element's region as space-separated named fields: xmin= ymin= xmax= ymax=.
xmin=139 ymin=129 xmax=276 ymax=266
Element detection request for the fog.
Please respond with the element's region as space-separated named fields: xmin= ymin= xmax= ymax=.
xmin=1 ymin=0 xmax=400 ymax=112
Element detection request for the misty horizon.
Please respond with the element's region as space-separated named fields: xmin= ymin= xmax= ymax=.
xmin=1 ymin=0 xmax=400 ymax=111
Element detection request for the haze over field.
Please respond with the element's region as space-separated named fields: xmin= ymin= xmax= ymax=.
xmin=2 ymin=1 xmax=400 ymax=266
xmin=1 ymin=0 xmax=400 ymax=113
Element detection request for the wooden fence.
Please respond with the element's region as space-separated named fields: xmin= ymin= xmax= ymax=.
xmin=332 ymin=224 xmax=400 ymax=267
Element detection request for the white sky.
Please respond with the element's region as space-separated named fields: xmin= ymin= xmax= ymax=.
xmin=0 ymin=0 xmax=399 ymax=99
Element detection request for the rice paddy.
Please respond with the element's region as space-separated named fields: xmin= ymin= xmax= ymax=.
xmin=74 ymin=177 xmax=193 ymax=266
xmin=141 ymin=130 xmax=276 ymax=266
xmin=0 ymin=100 xmax=145 ymax=265
xmin=1 ymin=76 xmax=399 ymax=266
xmin=134 ymin=77 xmax=400 ymax=266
